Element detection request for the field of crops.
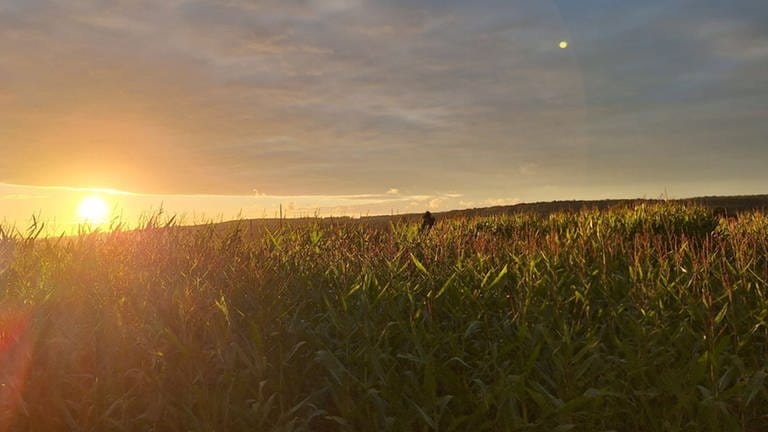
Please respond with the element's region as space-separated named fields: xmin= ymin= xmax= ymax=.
xmin=0 ymin=203 xmax=766 ymax=431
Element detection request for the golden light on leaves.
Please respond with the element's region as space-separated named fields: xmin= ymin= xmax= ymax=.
xmin=559 ymin=41 xmax=568 ymax=49
xmin=78 ymin=196 xmax=109 ymax=225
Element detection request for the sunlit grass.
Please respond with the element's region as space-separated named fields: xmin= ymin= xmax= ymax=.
xmin=0 ymin=203 xmax=766 ymax=430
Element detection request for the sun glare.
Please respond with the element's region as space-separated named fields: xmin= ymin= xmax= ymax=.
xmin=559 ymin=40 xmax=568 ymax=49
xmin=78 ymin=196 xmax=110 ymax=225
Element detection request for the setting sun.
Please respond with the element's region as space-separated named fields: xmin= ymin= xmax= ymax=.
xmin=77 ymin=196 xmax=109 ymax=224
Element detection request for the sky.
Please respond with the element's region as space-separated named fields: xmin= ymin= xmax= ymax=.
xmin=1 ymin=0 xmax=767 ymax=230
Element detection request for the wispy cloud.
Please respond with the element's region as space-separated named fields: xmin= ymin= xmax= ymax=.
xmin=0 ymin=0 xmax=586 ymax=196
xmin=0 ymin=183 xmax=470 ymax=225
xmin=0 ymin=194 xmax=50 ymax=200
xmin=459 ymin=197 xmax=521 ymax=208
xmin=0 ymin=0 xmax=765 ymax=209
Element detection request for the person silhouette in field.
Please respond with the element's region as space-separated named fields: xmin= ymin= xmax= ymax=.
xmin=421 ymin=211 xmax=436 ymax=233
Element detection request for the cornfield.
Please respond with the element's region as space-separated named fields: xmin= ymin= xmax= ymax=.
xmin=0 ymin=203 xmax=766 ymax=431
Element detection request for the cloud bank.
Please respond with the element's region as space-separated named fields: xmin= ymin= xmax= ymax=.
xmin=0 ymin=0 xmax=765 ymax=207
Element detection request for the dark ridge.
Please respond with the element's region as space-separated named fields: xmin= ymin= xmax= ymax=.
xmin=171 ymin=194 xmax=768 ymax=234
xmin=359 ymin=194 xmax=768 ymax=225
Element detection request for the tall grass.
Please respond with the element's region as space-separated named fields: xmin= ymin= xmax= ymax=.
xmin=0 ymin=203 xmax=766 ymax=430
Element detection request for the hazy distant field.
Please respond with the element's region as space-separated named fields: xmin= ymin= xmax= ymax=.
xmin=0 ymin=203 xmax=767 ymax=431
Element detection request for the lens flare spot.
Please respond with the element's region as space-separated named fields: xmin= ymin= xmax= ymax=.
xmin=559 ymin=41 xmax=568 ymax=49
